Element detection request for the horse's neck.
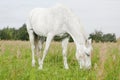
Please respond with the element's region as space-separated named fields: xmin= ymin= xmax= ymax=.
xmin=65 ymin=13 xmax=87 ymax=46
xmin=68 ymin=26 xmax=86 ymax=46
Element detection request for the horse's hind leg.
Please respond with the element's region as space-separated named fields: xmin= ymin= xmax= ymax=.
xmin=33 ymin=34 xmax=45 ymax=68
xmin=28 ymin=30 xmax=36 ymax=67
xmin=39 ymin=33 xmax=54 ymax=69
xmin=37 ymin=37 xmax=44 ymax=67
xmin=62 ymin=38 xmax=69 ymax=69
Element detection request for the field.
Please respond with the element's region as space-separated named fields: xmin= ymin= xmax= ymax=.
xmin=0 ymin=40 xmax=120 ymax=80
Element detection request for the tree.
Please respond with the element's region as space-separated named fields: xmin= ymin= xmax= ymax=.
xmin=89 ymin=30 xmax=117 ymax=43
xmin=89 ymin=30 xmax=103 ymax=42
xmin=0 ymin=27 xmax=16 ymax=40
xmin=0 ymin=24 xmax=29 ymax=40
xmin=16 ymin=24 xmax=29 ymax=40
xmin=102 ymin=33 xmax=116 ymax=42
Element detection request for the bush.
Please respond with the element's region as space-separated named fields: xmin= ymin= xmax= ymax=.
xmin=102 ymin=33 xmax=116 ymax=42
xmin=89 ymin=30 xmax=117 ymax=43
xmin=0 ymin=24 xmax=29 ymax=40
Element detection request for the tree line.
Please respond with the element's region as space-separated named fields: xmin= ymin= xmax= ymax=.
xmin=0 ymin=24 xmax=117 ymax=42
xmin=0 ymin=24 xmax=29 ymax=40
xmin=89 ymin=30 xmax=116 ymax=42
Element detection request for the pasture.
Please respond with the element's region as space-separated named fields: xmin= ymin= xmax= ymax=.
xmin=0 ymin=40 xmax=120 ymax=80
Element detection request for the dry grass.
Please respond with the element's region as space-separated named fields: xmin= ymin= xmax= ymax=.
xmin=96 ymin=43 xmax=107 ymax=80
xmin=0 ymin=40 xmax=120 ymax=80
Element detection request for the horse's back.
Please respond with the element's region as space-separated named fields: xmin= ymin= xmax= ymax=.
xmin=27 ymin=4 xmax=86 ymax=37
xmin=28 ymin=4 xmax=72 ymax=24
xmin=27 ymin=5 xmax=71 ymax=36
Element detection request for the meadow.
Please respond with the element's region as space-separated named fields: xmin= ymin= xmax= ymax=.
xmin=0 ymin=40 xmax=120 ymax=80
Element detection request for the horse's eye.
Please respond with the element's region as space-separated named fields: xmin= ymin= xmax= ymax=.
xmin=85 ymin=52 xmax=90 ymax=57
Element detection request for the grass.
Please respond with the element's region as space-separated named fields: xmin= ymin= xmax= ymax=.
xmin=0 ymin=40 xmax=120 ymax=80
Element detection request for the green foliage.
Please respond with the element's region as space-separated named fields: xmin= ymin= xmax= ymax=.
xmin=16 ymin=24 xmax=29 ymax=40
xmin=89 ymin=30 xmax=103 ymax=42
xmin=89 ymin=30 xmax=117 ymax=42
xmin=0 ymin=24 xmax=29 ymax=40
xmin=0 ymin=27 xmax=16 ymax=40
xmin=104 ymin=46 xmax=120 ymax=80
xmin=102 ymin=33 xmax=116 ymax=42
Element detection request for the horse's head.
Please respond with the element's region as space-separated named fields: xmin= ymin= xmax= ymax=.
xmin=76 ymin=39 xmax=93 ymax=69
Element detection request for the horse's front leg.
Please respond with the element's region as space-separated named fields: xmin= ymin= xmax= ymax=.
xmin=62 ymin=38 xmax=69 ymax=69
xmin=38 ymin=33 xmax=54 ymax=70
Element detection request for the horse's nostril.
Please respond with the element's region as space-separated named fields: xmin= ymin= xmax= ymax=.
xmin=85 ymin=52 xmax=90 ymax=57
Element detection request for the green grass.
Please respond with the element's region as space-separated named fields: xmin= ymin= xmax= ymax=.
xmin=0 ymin=41 xmax=120 ymax=80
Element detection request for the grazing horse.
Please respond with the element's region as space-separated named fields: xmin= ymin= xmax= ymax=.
xmin=26 ymin=4 xmax=93 ymax=70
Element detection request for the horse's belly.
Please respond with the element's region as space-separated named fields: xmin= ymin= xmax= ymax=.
xmin=32 ymin=25 xmax=66 ymax=37
xmin=32 ymin=26 xmax=49 ymax=36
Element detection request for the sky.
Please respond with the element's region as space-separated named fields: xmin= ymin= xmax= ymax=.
xmin=0 ymin=0 xmax=120 ymax=38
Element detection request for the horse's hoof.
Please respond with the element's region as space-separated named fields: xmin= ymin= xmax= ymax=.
xmin=38 ymin=66 xmax=43 ymax=70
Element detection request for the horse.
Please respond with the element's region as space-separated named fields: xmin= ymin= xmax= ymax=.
xmin=26 ymin=4 xmax=93 ymax=70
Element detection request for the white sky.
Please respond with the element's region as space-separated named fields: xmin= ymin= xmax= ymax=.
xmin=0 ymin=0 xmax=120 ymax=38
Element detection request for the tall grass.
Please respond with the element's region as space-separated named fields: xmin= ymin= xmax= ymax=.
xmin=0 ymin=40 xmax=120 ymax=80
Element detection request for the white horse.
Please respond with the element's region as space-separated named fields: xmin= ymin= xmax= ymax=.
xmin=26 ymin=4 xmax=93 ymax=70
